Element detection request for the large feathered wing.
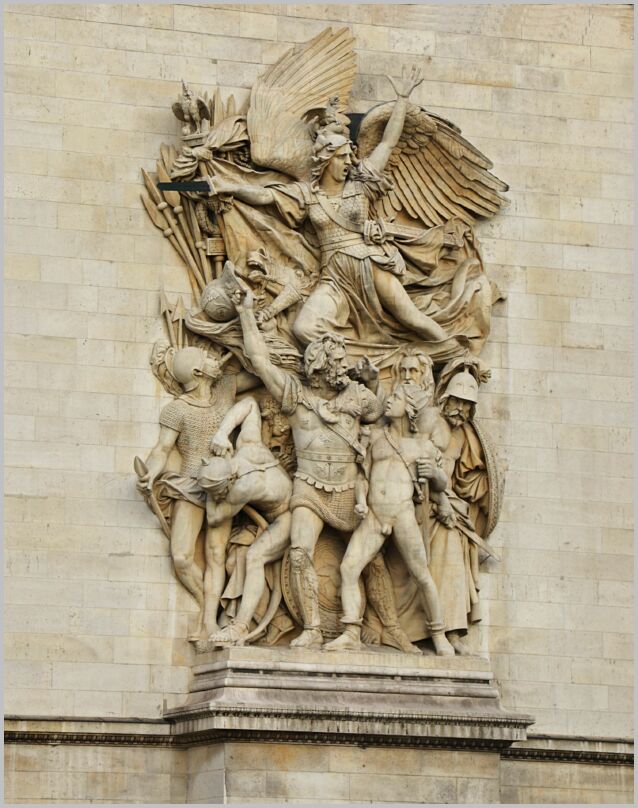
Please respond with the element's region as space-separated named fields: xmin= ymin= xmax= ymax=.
xmin=247 ymin=27 xmax=357 ymax=180
xmin=357 ymin=102 xmax=509 ymax=227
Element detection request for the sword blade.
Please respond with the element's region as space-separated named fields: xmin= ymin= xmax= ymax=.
xmin=157 ymin=181 xmax=210 ymax=192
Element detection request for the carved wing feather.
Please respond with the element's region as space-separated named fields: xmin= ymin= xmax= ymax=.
xmin=427 ymin=142 xmax=504 ymax=212
xmin=196 ymin=98 xmax=210 ymax=121
xmin=248 ymin=27 xmax=356 ymax=179
xmin=172 ymin=101 xmax=186 ymax=123
xmin=357 ymin=102 xmax=508 ymax=227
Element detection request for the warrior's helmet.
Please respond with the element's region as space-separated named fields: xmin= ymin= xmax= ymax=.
xmin=197 ymin=455 xmax=235 ymax=500
xmin=171 ymin=347 xmax=221 ymax=387
xmin=200 ymin=280 xmax=235 ymax=322
xmin=440 ymin=370 xmax=479 ymax=404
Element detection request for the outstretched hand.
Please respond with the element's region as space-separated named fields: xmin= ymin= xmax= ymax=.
xmin=386 ymin=65 xmax=424 ymax=99
xmin=230 ymin=285 xmax=254 ymax=313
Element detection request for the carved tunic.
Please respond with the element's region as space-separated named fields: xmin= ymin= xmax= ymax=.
xmin=159 ymin=376 xmax=237 ymax=478
xmin=268 ymin=164 xmax=417 ymax=354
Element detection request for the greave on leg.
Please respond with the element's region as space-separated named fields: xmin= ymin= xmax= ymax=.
xmin=363 ymin=554 xmax=400 ymax=628
xmin=289 ymin=547 xmax=320 ymax=630
xmin=364 ymin=554 xmax=420 ymax=654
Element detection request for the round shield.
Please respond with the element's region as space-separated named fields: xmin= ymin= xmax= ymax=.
xmin=471 ymin=417 xmax=504 ymax=539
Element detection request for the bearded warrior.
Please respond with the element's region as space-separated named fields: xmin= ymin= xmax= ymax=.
xmin=233 ymin=285 xmax=383 ymax=648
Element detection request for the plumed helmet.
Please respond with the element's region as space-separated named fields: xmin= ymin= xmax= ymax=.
xmin=440 ymin=370 xmax=479 ymax=404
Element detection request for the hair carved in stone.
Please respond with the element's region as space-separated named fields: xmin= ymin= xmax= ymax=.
xmin=137 ymin=27 xmax=507 ymax=655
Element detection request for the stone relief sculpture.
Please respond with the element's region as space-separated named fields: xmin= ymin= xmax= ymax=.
xmin=137 ymin=27 xmax=507 ymax=656
xmin=324 ymin=382 xmax=454 ymax=656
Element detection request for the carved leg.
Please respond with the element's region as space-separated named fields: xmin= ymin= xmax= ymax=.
xmin=364 ymin=554 xmax=421 ymax=655
xmin=210 ymin=512 xmax=291 ymax=645
xmin=202 ymin=516 xmax=232 ymax=637
xmin=325 ymin=514 xmax=384 ymax=652
xmin=291 ymin=284 xmax=341 ymax=346
xmin=372 ymin=267 xmax=449 ymax=342
xmin=288 ymin=507 xmax=324 ymax=648
xmin=170 ymin=500 xmax=205 ymax=639
xmin=393 ymin=510 xmax=455 ymax=657
xmin=447 ymin=630 xmax=472 ymax=655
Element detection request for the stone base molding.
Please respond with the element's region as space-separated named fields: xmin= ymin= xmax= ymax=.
xmin=165 ymin=646 xmax=532 ymax=751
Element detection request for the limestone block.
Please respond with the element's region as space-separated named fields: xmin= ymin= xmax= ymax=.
xmin=114 ymin=637 xmax=174 ymax=666
xmin=239 ymin=10 xmax=278 ymax=40
xmin=226 ymin=741 xmax=330 ymax=774
xmin=601 ymin=529 xmax=634 ymax=557
xmin=187 ymin=744 xmax=225 ymax=774
xmin=173 ymin=5 xmax=240 ymax=37
xmin=73 ymin=690 xmax=123 ymax=717
xmin=187 ymin=769 xmax=225 ymax=803
xmin=571 ymin=658 xmax=633 ymax=687
xmin=349 ymin=771 xmax=457 ymax=803
xmin=584 ymin=6 xmax=634 ymax=48
xmin=538 ymin=41 xmax=591 ymax=70
xmin=85 ymin=4 xmax=123 ymax=24
xmin=564 ymin=67 xmax=633 ymax=98
xmin=51 ymin=661 xmax=150 ymax=693
xmin=5 ymin=687 xmax=75 ymax=716
xmin=264 ymin=770 xmax=351 ymax=801
xmin=607 ymin=686 xmax=633 ymax=713
xmin=598 ymin=98 xmax=634 ymax=126
xmin=6 ymin=632 xmax=115 ymax=664
xmin=121 ymin=691 xmax=164 ymax=718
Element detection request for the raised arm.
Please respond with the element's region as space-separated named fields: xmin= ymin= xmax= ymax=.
xmin=233 ymin=287 xmax=288 ymax=403
xmin=211 ymin=396 xmax=263 ymax=456
xmin=367 ymin=66 xmax=424 ymax=174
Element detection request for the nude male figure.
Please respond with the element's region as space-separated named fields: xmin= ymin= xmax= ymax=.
xmin=325 ymin=384 xmax=455 ymax=656
xmin=196 ymin=395 xmax=293 ymax=644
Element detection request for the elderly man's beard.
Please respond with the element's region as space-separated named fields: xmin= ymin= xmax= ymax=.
xmin=323 ymin=361 xmax=349 ymax=390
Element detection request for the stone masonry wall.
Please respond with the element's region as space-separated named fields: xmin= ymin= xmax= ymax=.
xmin=5 ymin=3 xmax=634 ymax=742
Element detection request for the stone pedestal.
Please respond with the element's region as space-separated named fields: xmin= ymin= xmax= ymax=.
xmin=163 ymin=646 xmax=533 ymax=802
xmin=167 ymin=646 xmax=532 ymax=748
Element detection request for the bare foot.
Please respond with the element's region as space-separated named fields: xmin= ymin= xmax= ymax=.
xmin=208 ymin=622 xmax=249 ymax=647
xmin=323 ymin=630 xmax=364 ymax=652
xmin=382 ymin=624 xmax=421 ymax=655
xmin=290 ymin=628 xmax=323 ymax=649
xmin=432 ymin=631 xmax=455 ymax=657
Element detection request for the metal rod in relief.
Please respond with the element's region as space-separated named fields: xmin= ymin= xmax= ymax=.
xmin=157 ymin=181 xmax=210 ymax=193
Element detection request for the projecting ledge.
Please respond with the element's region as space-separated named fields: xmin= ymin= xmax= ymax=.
xmin=165 ymin=645 xmax=534 ymax=750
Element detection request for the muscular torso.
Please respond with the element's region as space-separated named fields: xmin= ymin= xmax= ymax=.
xmin=210 ymin=444 xmax=292 ymax=524
xmin=367 ymin=428 xmax=437 ymax=517
xmin=283 ymin=379 xmax=379 ymax=489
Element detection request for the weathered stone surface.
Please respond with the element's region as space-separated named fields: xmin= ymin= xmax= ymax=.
xmin=3 ymin=2 xmax=634 ymax=804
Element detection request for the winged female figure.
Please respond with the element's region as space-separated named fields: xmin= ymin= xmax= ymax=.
xmin=171 ymin=28 xmax=507 ymax=369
